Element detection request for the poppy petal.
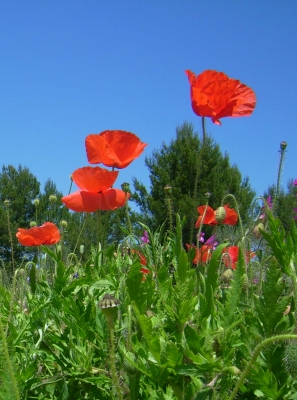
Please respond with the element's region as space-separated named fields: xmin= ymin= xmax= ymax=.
xmin=16 ymin=222 xmax=60 ymax=246
xmin=195 ymin=205 xmax=216 ymax=227
xmin=62 ymin=190 xmax=103 ymax=212
xmin=223 ymin=206 xmax=239 ymax=225
xmin=185 ymin=69 xmax=256 ymax=125
xmin=62 ymin=189 xmax=129 ymax=212
xmin=100 ymin=188 xmax=130 ymax=210
xmin=72 ymin=166 xmax=118 ymax=192
xmin=85 ymin=130 xmax=147 ymax=169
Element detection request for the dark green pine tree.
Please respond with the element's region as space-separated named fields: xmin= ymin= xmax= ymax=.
xmin=0 ymin=165 xmax=40 ymax=266
xmin=131 ymin=122 xmax=256 ymax=244
xmin=35 ymin=178 xmax=72 ymax=225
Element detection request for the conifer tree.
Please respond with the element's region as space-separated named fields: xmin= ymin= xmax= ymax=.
xmin=0 ymin=165 xmax=40 ymax=265
xmin=132 ymin=123 xmax=255 ymax=244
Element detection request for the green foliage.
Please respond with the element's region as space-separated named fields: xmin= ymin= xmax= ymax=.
xmin=1 ymin=211 xmax=297 ymax=399
xmin=264 ymin=180 xmax=297 ymax=232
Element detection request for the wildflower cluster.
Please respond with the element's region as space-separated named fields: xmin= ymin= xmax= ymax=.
xmin=4 ymin=69 xmax=297 ymax=400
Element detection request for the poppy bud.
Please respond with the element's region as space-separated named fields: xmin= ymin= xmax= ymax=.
xmin=80 ymin=245 xmax=85 ymax=254
xmin=30 ymin=221 xmax=37 ymax=227
xmin=253 ymin=222 xmax=264 ymax=239
xmin=121 ymin=182 xmax=130 ymax=194
xmin=222 ymin=269 xmax=233 ymax=283
xmin=49 ymin=195 xmax=57 ymax=203
xmin=215 ymin=207 xmax=226 ymax=223
xmin=4 ymin=199 xmax=10 ymax=207
xmin=60 ymin=220 xmax=68 ymax=228
xmin=57 ymin=245 xmax=62 ymax=253
xmin=33 ymin=199 xmax=39 ymax=206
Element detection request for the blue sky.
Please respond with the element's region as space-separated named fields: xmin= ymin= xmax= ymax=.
xmin=0 ymin=1 xmax=296 ymax=203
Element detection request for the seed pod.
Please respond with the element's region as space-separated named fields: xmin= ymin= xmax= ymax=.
xmin=98 ymin=294 xmax=120 ymax=327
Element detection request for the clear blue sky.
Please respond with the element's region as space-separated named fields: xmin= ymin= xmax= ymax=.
xmin=0 ymin=1 xmax=296 ymax=202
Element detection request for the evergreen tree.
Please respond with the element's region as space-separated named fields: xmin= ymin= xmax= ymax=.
xmin=35 ymin=179 xmax=71 ymax=225
xmin=132 ymin=122 xmax=256 ymax=244
xmin=0 ymin=165 xmax=40 ymax=265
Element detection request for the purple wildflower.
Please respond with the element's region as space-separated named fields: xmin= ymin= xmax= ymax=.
xmin=141 ymin=230 xmax=150 ymax=244
xmin=260 ymin=195 xmax=273 ymax=220
xmin=293 ymin=179 xmax=297 ymax=186
xmin=205 ymin=235 xmax=218 ymax=250
xmin=197 ymin=232 xmax=205 ymax=243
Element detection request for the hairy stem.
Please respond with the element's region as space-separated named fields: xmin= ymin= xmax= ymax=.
xmin=189 ymin=117 xmax=207 ymax=244
xmin=228 ymin=334 xmax=297 ymax=400
xmin=0 ymin=312 xmax=20 ymax=400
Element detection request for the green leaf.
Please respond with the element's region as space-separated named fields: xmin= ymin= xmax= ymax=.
xmin=127 ymin=261 xmax=147 ymax=313
xmin=176 ymin=248 xmax=189 ymax=284
xmin=254 ymin=259 xmax=291 ymax=335
xmin=29 ymin=263 xmax=36 ymax=294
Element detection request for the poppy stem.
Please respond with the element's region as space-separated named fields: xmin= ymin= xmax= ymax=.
xmin=96 ymin=210 xmax=101 ymax=247
xmin=274 ymin=141 xmax=287 ymax=214
xmin=124 ymin=194 xmax=132 ymax=235
xmin=229 ymin=334 xmax=297 ymax=400
xmin=4 ymin=201 xmax=15 ymax=274
xmin=68 ymin=213 xmax=89 ymax=266
xmin=0 ymin=307 xmax=20 ymax=400
xmin=109 ymin=324 xmax=124 ymax=400
xmin=189 ymin=117 xmax=207 ymax=244
xmin=202 ymin=115 xmax=206 ymax=144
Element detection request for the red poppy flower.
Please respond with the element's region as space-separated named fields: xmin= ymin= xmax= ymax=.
xmin=16 ymin=222 xmax=60 ymax=246
xmin=195 ymin=205 xmax=238 ymax=228
xmin=85 ymin=130 xmax=148 ymax=169
xmin=61 ymin=166 xmax=129 ymax=212
xmin=131 ymin=250 xmax=149 ymax=280
xmin=186 ymin=243 xmax=212 ymax=264
xmin=185 ymin=70 xmax=256 ymax=125
xmin=222 ymin=246 xmax=256 ymax=270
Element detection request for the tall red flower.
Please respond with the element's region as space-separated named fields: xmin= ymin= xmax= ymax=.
xmin=222 ymin=246 xmax=256 ymax=270
xmin=195 ymin=205 xmax=238 ymax=228
xmin=61 ymin=166 xmax=129 ymax=212
xmin=185 ymin=70 xmax=256 ymax=125
xmin=186 ymin=243 xmax=212 ymax=264
xmin=85 ymin=130 xmax=148 ymax=169
xmin=16 ymin=222 xmax=60 ymax=246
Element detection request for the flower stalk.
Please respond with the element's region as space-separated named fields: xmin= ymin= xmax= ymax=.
xmin=229 ymin=334 xmax=297 ymax=400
